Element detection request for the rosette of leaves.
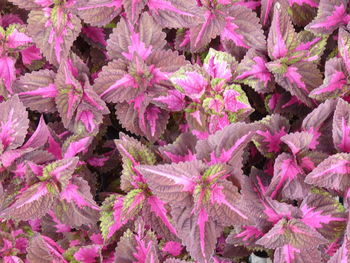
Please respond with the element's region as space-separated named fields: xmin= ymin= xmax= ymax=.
xmin=156 ymin=48 xmax=254 ymax=139
xmin=231 ymin=170 xmax=347 ymax=262
xmin=175 ymin=0 xmax=266 ymax=52
xmin=0 ymin=154 xmax=100 ymax=227
xmin=136 ymin=159 xmax=249 ymax=262
xmin=0 ymin=24 xmax=41 ymax=95
xmin=14 ymin=52 xmax=109 ymax=134
xmin=100 ymin=133 xmax=177 ymax=242
xmin=94 ymin=13 xmax=187 ymax=141
xmin=261 ymin=2 xmax=327 ymax=108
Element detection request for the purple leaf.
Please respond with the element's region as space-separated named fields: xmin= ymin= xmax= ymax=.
xmin=27 ymin=234 xmax=67 ymax=263
xmin=274 ymin=245 xmax=322 ymax=263
xmin=267 ymin=2 xmax=298 ymax=60
xmin=122 ymin=0 xmax=146 ymax=24
xmin=226 ymin=225 xmax=264 ymax=247
xmin=42 ymin=157 xmax=78 ymax=184
xmin=221 ymin=5 xmax=266 ymax=51
xmin=171 ymin=205 xmax=222 ymax=263
xmin=153 ymin=89 xmax=186 ymax=111
xmin=147 ymin=0 xmax=201 ymax=28
xmin=55 ymin=54 xmax=109 ymax=133
xmin=293 ymin=30 xmax=327 ymax=62
xmin=288 ymin=0 xmax=319 ymax=27
xmin=159 ymin=133 xmax=197 ymax=163
xmin=206 ymin=179 xmax=249 ymax=225
xmin=333 ymin=98 xmax=350 ymax=153
xmin=107 ymin=13 xmax=166 ymax=61
xmin=63 ymin=136 xmax=92 ymax=158
xmin=196 ymin=122 xmax=256 ymax=177
xmin=141 ymin=201 xmax=178 ymax=241
xmin=27 ymin=8 xmax=82 ymax=66
xmin=288 ymin=0 xmax=319 ymax=8
xmin=146 ymin=195 xmax=177 ymax=236
xmin=305 ymin=153 xmax=350 ymax=191
xmin=0 ymin=14 xmax=24 ymax=27
xmin=265 ymin=153 xmax=308 ymax=200
xmin=306 ymin=0 xmax=350 ymax=34
xmin=241 ymin=171 xmax=301 ymax=226
xmin=115 ymin=132 xmax=156 ymax=191
xmin=114 ymin=220 xmax=159 ymax=263
xmin=100 ymin=194 xmax=128 ymax=240
xmin=93 ymin=60 xmax=135 ymax=104
xmin=22 ymin=115 xmax=50 ymax=149
xmin=189 ymin=7 xmax=225 ymax=52
xmin=115 ymin=101 xmax=170 ymax=141
xmin=76 ymin=0 xmax=122 ymax=26
xmin=235 ymin=49 xmax=274 ymax=94
xmin=260 ymin=0 xmax=276 ymax=26
xmin=300 ymin=189 xmax=346 ymax=240
xmin=302 ymin=98 xmax=338 ymax=153
xmin=0 ymin=95 xmax=29 ymax=151
xmin=256 ymin=218 xmax=327 ymax=249
xmin=3 ymin=256 xmax=24 ymax=263
xmin=55 ymin=177 xmax=100 ymax=227
xmin=122 ymin=189 xmax=146 ymax=220
xmin=281 ymin=131 xmax=315 ymax=156
xmin=309 ymin=58 xmax=349 ymax=100
xmin=223 ymin=85 xmax=254 ymax=118
xmin=136 ymin=161 xmax=199 ymax=206
xmin=338 ymin=28 xmax=350 ymax=73
xmin=14 ymin=69 xmax=57 ymax=113
xmin=269 ymin=61 xmax=323 ymax=108
xmin=7 ymin=0 xmax=49 ymax=10
xmin=254 ymin=114 xmax=290 ymax=157
xmin=59 ymin=178 xmax=99 ymax=211
xmin=0 ymin=182 xmax=55 ymax=221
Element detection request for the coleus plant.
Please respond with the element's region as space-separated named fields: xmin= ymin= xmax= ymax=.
xmin=177 ymin=0 xmax=266 ymax=52
xmin=3 ymin=0 xmax=350 ymax=262
xmin=155 ymin=48 xmax=254 ymax=138
xmin=94 ymin=13 xmax=187 ymax=141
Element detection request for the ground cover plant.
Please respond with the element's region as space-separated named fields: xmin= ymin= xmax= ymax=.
xmin=2 ymin=0 xmax=350 ymax=262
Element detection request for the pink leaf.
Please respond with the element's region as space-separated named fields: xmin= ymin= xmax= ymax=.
xmin=306 ymin=0 xmax=350 ymax=34
xmin=0 ymin=56 xmax=16 ymax=93
xmin=162 ymin=241 xmax=183 ymax=256
xmin=6 ymin=28 xmax=32 ymax=49
xmin=74 ymin=245 xmax=101 ymax=263
xmin=20 ymin=45 xmax=42 ymax=65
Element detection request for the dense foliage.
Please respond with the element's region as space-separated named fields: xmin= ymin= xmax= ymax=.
xmin=1 ymin=0 xmax=350 ymax=262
